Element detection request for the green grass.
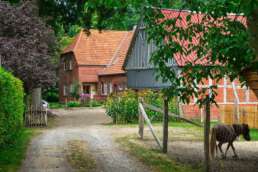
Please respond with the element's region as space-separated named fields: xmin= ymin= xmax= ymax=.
xmin=117 ymin=136 xmax=202 ymax=172
xmin=250 ymin=129 xmax=258 ymax=141
xmin=49 ymin=101 xmax=104 ymax=109
xmin=49 ymin=102 xmax=66 ymax=109
xmin=0 ymin=128 xmax=38 ymax=172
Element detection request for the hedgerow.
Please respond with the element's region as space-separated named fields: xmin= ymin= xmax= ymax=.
xmin=0 ymin=68 xmax=24 ymax=147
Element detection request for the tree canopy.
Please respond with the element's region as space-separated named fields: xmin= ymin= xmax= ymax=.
xmin=0 ymin=1 xmax=57 ymax=92
xmin=143 ymin=0 xmax=258 ymax=105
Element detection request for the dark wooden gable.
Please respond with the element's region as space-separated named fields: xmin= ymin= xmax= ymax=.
xmin=124 ymin=20 xmax=179 ymax=89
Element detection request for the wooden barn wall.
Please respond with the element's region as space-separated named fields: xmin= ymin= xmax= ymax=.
xmin=125 ymin=27 xmax=176 ymax=70
xmin=125 ymin=24 xmax=178 ymax=89
xmin=126 ymin=69 xmax=171 ymax=89
xmin=220 ymin=104 xmax=258 ymax=128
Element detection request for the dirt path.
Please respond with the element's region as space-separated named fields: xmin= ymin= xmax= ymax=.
xmin=20 ymin=108 xmax=149 ymax=172
xmin=137 ymin=127 xmax=258 ymax=172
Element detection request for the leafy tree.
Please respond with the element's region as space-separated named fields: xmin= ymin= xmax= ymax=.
xmin=141 ymin=1 xmax=258 ymax=171
xmin=0 ymin=1 xmax=57 ymax=92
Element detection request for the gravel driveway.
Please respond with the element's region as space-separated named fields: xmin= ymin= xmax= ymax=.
xmin=19 ymin=108 xmax=149 ymax=172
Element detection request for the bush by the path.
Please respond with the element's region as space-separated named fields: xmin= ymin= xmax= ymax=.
xmin=106 ymin=90 xmax=138 ymax=124
xmin=106 ymin=89 xmax=177 ymax=124
xmin=0 ymin=68 xmax=24 ymax=147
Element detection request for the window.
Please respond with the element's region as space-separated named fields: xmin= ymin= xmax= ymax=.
xmin=69 ymin=60 xmax=73 ymax=70
xmin=63 ymin=85 xmax=67 ymax=96
xmin=70 ymin=85 xmax=73 ymax=94
xmin=64 ymin=60 xmax=73 ymax=71
xmin=83 ymin=85 xmax=91 ymax=94
xmin=102 ymin=83 xmax=108 ymax=95
xmin=109 ymin=82 xmax=113 ymax=94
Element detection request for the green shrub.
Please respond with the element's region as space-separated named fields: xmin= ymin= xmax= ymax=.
xmin=139 ymin=90 xmax=178 ymax=121
xmin=0 ymin=68 xmax=24 ymax=147
xmin=106 ymin=89 xmax=178 ymax=124
xmin=67 ymin=101 xmax=80 ymax=107
xmin=106 ymin=90 xmax=138 ymax=124
xmin=42 ymin=86 xmax=59 ymax=102
xmin=49 ymin=102 xmax=65 ymax=109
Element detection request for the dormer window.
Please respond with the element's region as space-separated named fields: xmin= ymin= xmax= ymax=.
xmin=64 ymin=60 xmax=73 ymax=71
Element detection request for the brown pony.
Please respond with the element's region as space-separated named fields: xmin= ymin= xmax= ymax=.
xmin=210 ymin=123 xmax=251 ymax=159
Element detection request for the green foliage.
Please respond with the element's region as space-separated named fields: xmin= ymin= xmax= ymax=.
xmin=0 ymin=68 xmax=24 ymax=147
xmin=143 ymin=1 xmax=258 ymax=106
xmin=49 ymin=102 xmax=66 ymax=109
xmin=81 ymin=100 xmax=104 ymax=107
xmin=106 ymin=89 xmax=177 ymax=124
xmin=106 ymin=90 xmax=138 ymax=124
xmin=250 ymin=129 xmax=258 ymax=141
xmin=70 ymin=81 xmax=81 ymax=100
xmin=67 ymin=101 xmax=80 ymax=107
xmin=42 ymin=86 xmax=59 ymax=102
xmin=139 ymin=90 xmax=177 ymax=121
xmin=0 ymin=128 xmax=36 ymax=172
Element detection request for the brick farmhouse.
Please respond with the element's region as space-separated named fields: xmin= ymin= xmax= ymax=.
xmin=59 ymin=29 xmax=133 ymax=102
xmin=59 ymin=24 xmax=257 ymax=122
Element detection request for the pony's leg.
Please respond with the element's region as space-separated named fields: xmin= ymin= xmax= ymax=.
xmin=231 ymin=143 xmax=239 ymax=159
xmin=215 ymin=143 xmax=218 ymax=157
xmin=218 ymin=142 xmax=225 ymax=159
xmin=225 ymin=143 xmax=231 ymax=157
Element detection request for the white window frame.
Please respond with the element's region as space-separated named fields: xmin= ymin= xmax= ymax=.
xmin=69 ymin=60 xmax=73 ymax=70
xmin=109 ymin=82 xmax=113 ymax=94
xmin=64 ymin=85 xmax=67 ymax=96
xmin=103 ymin=83 xmax=108 ymax=95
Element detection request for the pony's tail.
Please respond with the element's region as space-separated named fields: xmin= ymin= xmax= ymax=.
xmin=210 ymin=127 xmax=216 ymax=160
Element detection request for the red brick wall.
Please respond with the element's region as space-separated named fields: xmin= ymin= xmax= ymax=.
xmin=78 ymin=66 xmax=104 ymax=83
xmin=98 ymin=74 xmax=127 ymax=95
xmin=59 ymin=53 xmax=79 ymax=103
xmin=182 ymin=77 xmax=258 ymax=120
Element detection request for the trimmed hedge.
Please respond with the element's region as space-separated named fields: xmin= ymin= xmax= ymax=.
xmin=0 ymin=68 xmax=24 ymax=147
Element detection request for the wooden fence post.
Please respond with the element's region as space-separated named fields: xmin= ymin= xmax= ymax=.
xmin=139 ymin=102 xmax=162 ymax=150
xmin=163 ymin=97 xmax=169 ymax=153
xmin=138 ymin=102 xmax=144 ymax=139
xmin=204 ymin=98 xmax=211 ymax=172
xmin=137 ymin=91 xmax=144 ymax=139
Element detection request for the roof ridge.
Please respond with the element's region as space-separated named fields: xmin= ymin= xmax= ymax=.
xmin=73 ymin=30 xmax=83 ymax=51
xmin=107 ymin=31 xmax=130 ymax=67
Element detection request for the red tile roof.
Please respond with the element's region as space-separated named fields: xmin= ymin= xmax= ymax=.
xmin=98 ymin=31 xmax=134 ymax=76
xmin=160 ymin=9 xmax=246 ymax=66
xmin=63 ymin=29 xmax=134 ymax=67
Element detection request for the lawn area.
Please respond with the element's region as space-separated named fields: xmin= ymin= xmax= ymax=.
xmin=0 ymin=128 xmax=39 ymax=172
xmin=49 ymin=102 xmax=66 ymax=109
xmin=117 ymin=136 xmax=202 ymax=172
xmin=109 ymin=120 xmax=258 ymax=141
xmin=250 ymin=128 xmax=258 ymax=141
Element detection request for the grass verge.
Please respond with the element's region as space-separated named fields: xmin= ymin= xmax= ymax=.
xmin=250 ymin=129 xmax=258 ymax=141
xmin=0 ymin=128 xmax=39 ymax=172
xmin=65 ymin=140 xmax=96 ymax=172
xmin=117 ymin=136 xmax=202 ymax=172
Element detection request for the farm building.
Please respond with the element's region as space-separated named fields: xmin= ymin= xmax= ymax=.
xmin=123 ymin=9 xmax=258 ymax=126
xmin=59 ymin=29 xmax=134 ymax=102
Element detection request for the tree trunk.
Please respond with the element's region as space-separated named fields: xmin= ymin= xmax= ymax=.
xmin=244 ymin=8 xmax=258 ymax=98
xmin=204 ymin=99 xmax=211 ymax=172
xmin=31 ymin=87 xmax=42 ymax=109
xmin=163 ymin=97 xmax=169 ymax=153
xmin=248 ymin=8 xmax=258 ymax=62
